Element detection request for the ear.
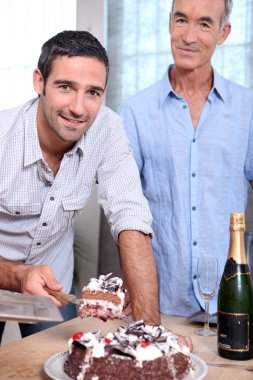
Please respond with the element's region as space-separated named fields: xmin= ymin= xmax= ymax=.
xmin=217 ymin=23 xmax=231 ymax=46
xmin=33 ymin=68 xmax=44 ymax=95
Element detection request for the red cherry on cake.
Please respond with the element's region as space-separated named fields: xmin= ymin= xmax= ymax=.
xmin=140 ymin=342 xmax=151 ymax=348
xmin=72 ymin=332 xmax=84 ymax=341
xmin=105 ymin=337 xmax=112 ymax=344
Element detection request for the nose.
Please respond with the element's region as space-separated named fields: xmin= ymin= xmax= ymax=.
xmin=182 ymin=24 xmax=198 ymax=44
xmin=69 ymin=92 xmax=85 ymax=117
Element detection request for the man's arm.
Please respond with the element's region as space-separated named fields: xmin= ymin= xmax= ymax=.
xmin=0 ymin=256 xmax=62 ymax=306
xmin=249 ymin=180 xmax=253 ymax=189
xmin=118 ymin=230 xmax=160 ymax=326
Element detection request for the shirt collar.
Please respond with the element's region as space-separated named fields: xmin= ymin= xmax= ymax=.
xmin=210 ymin=68 xmax=227 ymax=103
xmin=24 ymin=98 xmax=43 ymax=167
xmin=65 ymin=137 xmax=84 ymax=156
xmin=159 ymin=65 xmax=175 ymax=106
xmin=159 ymin=65 xmax=228 ymax=106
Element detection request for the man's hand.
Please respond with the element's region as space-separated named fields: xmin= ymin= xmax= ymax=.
xmin=18 ymin=264 xmax=63 ymax=307
xmin=0 ymin=256 xmax=63 ymax=306
xmin=178 ymin=335 xmax=193 ymax=352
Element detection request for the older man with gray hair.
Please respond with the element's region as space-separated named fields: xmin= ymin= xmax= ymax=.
xmin=119 ymin=0 xmax=253 ymax=317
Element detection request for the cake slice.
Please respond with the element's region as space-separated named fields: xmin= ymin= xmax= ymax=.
xmin=64 ymin=320 xmax=193 ymax=380
xmin=79 ymin=273 xmax=126 ymax=321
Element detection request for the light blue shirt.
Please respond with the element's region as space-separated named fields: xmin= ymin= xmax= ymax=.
xmin=119 ymin=67 xmax=253 ymax=316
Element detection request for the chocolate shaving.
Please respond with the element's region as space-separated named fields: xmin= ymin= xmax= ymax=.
xmin=104 ymin=343 xmax=136 ymax=359
xmin=73 ymin=340 xmax=89 ymax=349
xmin=90 ymin=273 xmax=125 ymax=293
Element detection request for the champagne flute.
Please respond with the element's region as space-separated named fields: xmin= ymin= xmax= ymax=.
xmin=194 ymin=256 xmax=218 ymax=336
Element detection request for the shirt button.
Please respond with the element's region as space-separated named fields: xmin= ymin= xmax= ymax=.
xmin=42 ymin=222 xmax=47 ymax=227
xmin=183 ymin=105 xmax=187 ymax=109
xmin=193 ymin=274 xmax=197 ymax=280
xmin=193 ymin=241 xmax=197 ymax=246
xmin=192 ymin=206 xmax=196 ymax=211
xmin=192 ymin=173 xmax=196 ymax=177
xmin=50 ymin=196 xmax=55 ymax=201
xmin=192 ymin=138 xmax=196 ymax=143
xmin=15 ymin=211 xmax=21 ymax=215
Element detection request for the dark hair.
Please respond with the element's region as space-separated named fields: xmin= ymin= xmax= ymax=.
xmin=37 ymin=30 xmax=109 ymax=84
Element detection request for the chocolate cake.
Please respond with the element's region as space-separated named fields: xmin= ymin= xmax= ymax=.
xmin=79 ymin=273 xmax=126 ymax=321
xmin=64 ymin=321 xmax=193 ymax=380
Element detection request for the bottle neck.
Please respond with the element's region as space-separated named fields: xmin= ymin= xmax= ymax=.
xmin=228 ymin=229 xmax=247 ymax=264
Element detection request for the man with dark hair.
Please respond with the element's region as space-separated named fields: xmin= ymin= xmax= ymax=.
xmin=37 ymin=30 xmax=109 ymax=85
xmin=120 ymin=0 xmax=253 ymax=318
xmin=0 ymin=30 xmax=160 ymax=339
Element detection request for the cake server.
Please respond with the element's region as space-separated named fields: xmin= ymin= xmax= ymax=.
xmin=0 ymin=289 xmax=63 ymax=323
xmin=44 ymin=287 xmax=82 ymax=306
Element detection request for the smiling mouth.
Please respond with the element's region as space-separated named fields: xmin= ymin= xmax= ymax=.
xmin=60 ymin=114 xmax=87 ymax=127
xmin=178 ymin=46 xmax=199 ymax=53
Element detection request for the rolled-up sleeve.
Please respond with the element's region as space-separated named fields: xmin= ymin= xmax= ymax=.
xmin=96 ymin=115 xmax=153 ymax=242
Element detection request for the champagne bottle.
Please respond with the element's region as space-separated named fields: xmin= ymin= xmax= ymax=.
xmin=217 ymin=212 xmax=253 ymax=360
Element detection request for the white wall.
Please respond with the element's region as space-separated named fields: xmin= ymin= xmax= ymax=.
xmin=74 ymin=0 xmax=107 ymax=296
xmin=77 ymin=0 xmax=107 ymax=45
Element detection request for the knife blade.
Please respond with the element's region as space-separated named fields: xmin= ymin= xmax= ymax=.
xmin=0 ymin=290 xmax=63 ymax=323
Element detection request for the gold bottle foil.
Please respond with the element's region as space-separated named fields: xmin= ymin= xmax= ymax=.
xmin=228 ymin=213 xmax=247 ymax=265
xmin=230 ymin=212 xmax=245 ymax=231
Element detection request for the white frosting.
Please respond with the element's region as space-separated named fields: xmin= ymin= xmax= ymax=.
xmin=135 ymin=343 xmax=163 ymax=361
xmin=85 ymin=278 xmax=103 ymax=291
xmin=105 ymin=332 xmax=114 ymax=341
xmin=92 ymin=342 xmax=106 ymax=358
xmin=82 ymin=273 xmax=125 ymax=302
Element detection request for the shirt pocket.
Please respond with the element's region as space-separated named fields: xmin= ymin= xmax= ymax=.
xmin=0 ymin=201 xmax=42 ymax=235
xmin=61 ymin=191 xmax=91 ymax=229
xmin=0 ymin=201 xmax=42 ymax=216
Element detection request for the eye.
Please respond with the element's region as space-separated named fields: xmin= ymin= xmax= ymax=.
xmin=199 ymin=22 xmax=211 ymax=29
xmin=59 ymin=84 xmax=71 ymax=90
xmin=175 ymin=17 xmax=186 ymax=24
xmin=89 ymin=90 xmax=100 ymax=97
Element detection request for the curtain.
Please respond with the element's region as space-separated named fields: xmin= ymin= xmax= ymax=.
xmin=106 ymin=0 xmax=253 ymax=111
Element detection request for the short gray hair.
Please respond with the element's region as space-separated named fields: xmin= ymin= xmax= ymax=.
xmin=171 ymin=0 xmax=233 ymax=26
xmin=223 ymin=0 xmax=233 ymax=24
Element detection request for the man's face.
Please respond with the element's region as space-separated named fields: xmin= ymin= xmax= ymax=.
xmin=33 ymin=55 xmax=106 ymax=145
xmin=170 ymin=0 xmax=231 ymax=71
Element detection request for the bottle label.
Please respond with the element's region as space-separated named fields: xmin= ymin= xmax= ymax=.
xmin=224 ymin=258 xmax=250 ymax=280
xmin=218 ymin=311 xmax=250 ymax=351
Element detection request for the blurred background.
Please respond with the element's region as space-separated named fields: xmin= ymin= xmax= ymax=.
xmin=1 ymin=0 xmax=253 ymax=343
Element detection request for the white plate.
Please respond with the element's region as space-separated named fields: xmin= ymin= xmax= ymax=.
xmin=44 ymin=350 xmax=207 ymax=380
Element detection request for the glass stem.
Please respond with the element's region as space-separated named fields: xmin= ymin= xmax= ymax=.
xmin=204 ymin=301 xmax=210 ymax=331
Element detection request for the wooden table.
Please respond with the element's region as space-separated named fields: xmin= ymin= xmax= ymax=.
xmin=0 ymin=314 xmax=252 ymax=379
